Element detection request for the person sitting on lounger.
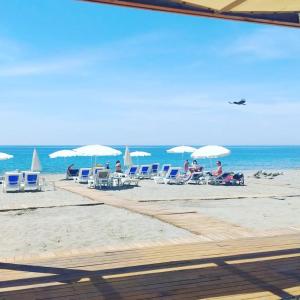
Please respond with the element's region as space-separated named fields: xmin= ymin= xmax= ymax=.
xmin=115 ymin=160 xmax=122 ymax=173
xmin=67 ymin=164 xmax=75 ymax=175
xmin=212 ymin=161 xmax=223 ymax=176
xmin=190 ymin=160 xmax=203 ymax=173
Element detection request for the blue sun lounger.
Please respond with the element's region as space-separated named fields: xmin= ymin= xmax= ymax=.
xmin=150 ymin=163 xmax=160 ymax=177
xmin=128 ymin=165 xmax=139 ymax=177
xmin=163 ymin=167 xmax=183 ymax=184
xmin=2 ymin=172 xmax=22 ymax=192
xmin=75 ymin=168 xmax=91 ymax=184
xmin=139 ymin=165 xmax=151 ymax=179
xmin=23 ymin=172 xmax=42 ymax=191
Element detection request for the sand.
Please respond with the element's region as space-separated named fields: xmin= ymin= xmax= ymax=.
xmin=1 ymin=169 xmax=300 ymax=259
xmin=107 ymin=169 xmax=300 ymax=231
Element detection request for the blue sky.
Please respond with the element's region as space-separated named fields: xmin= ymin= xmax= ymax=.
xmin=0 ymin=0 xmax=300 ymax=145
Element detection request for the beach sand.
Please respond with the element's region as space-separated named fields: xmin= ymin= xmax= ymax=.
xmin=1 ymin=169 xmax=300 ymax=259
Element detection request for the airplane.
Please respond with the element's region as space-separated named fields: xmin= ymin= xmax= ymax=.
xmin=228 ymin=99 xmax=246 ymax=105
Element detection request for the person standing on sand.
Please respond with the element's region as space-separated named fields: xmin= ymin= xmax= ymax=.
xmin=184 ymin=160 xmax=189 ymax=173
xmin=115 ymin=160 xmax=122 ymax=173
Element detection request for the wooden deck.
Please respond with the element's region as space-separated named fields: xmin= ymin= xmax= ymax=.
xmin=1 ymin=234 xmax=300 ymax=300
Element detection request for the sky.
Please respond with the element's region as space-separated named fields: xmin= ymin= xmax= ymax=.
xmin=0 ymin=0 xmax=300 ymax=145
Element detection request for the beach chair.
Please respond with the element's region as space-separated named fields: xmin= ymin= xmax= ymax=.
xmin=138 ymin=165 xmax=151 ymax=179
xmin=95 ymin=169 xmax=111 ymax=189
xmin=2 ymin=172 xmax=22 ymax=192
xmin=116 ymin=165 xmax=139 ymax=186
xmin=153 ymin=165 xmax=172 ymax=184
xmin=66 ymin=168 xmax=79 ymax=180
xmin=150 ymin=163 xmax=160 ymax=177
xmin=160 ymin=164 xmax=171 ymax=176
xmin=187 ymin=172 xmax=206 ymax=185
xmin=163 ymin=167 xmax=183 ymax=184
xmin=127 ymin=165 xmax=139 ymax=177
xmin=87 ymin=167 xmax=105 ymax=188
xmin=208 ymin=172 xmax=245 ymax=186
xmin=74 ymin=168 xmax=91 ymax=184
xmin=92 ymin=167 xmax=105 ymax=176
xmin=23 ymin=172 xmax=42 ymax=192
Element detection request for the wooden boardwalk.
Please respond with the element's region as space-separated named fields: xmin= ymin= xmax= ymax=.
xmin=1 ymin=234 xmax=300 ymax=299
xmin=56 ymin=181 xmax=300 ymax=241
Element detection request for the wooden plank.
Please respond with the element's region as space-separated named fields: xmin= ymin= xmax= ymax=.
xmin=1 ymin=234 xmax=300 ymax=299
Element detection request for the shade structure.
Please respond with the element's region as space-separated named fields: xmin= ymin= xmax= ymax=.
xmin=73 ymin=145 xmax=122 ymax=157
xmin=123 ymin=146 xmax=133 ymax=167
xmin=0 ymin=152 xmax=13 ymax=160
xmin=191 ymin=145 xmax=231 ymax=159
xmin=83 ymin=0 xmax=300 ymax=27
xmin=167 ymin=146 xmax=196 ymax=154
xmin=31 ymin=148 xmax=42 ymax=172
xmin=130 ymin=151 xmax=151 ymax=157
xmin=49 ymin=150 xmax=78 ymax=159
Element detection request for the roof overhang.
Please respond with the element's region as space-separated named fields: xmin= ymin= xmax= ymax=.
xmin=81 ymin=0 xmax=300 ymax=27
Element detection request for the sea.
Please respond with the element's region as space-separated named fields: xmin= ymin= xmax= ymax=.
xmin=0 ymin=145 xmax=299 ymax=174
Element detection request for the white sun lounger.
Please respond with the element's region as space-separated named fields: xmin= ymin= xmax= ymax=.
xmin=163 ymin=167 xmax=183 ymax=184
xmin=138 ymin=165 xmax=151 ymax=179
xmin=94 ymin=169 xmax=111 ymax=189
xmin=23 ymin=171 xmax=42 ymax=192
xmin=2 ymin=172 xmax=22 ymax=192
xmin=150 ymin=163 xmax=160 ymax=177
xmin=75 ymin=168 xmax=91 ymax=184
xmin=160 ymin=164 xmax=171 ymax=176
xmin=154 ymin=167 xmax=181 ymax=184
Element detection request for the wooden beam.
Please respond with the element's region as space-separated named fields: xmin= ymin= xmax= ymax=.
xmin=220 ymin=0 xmax=247 ymax=12
xmin=80 ymin=0 xmax=300 ymax=28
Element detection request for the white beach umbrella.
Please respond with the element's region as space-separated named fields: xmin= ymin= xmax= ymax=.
xmin=191 ymin=145 xmax=231 ymax=170
xmin=31 ymin=148 xmax=42 ymax=172
xmin=49 ymin=150 xmax=78 ymax=159
xmin=130 ymin=151 xmax=151 ymax=157
xmin=191 ymin=145 xmax=231 ymax=159
xmin=167 ymin=145 xmax=196 ymax=160
xmin=73 ymin=145 xmax=121 ymax=166
xmin=167 ymin=146 xmax=197 ymax=154
xmin=130 ymin=151 xmax=151 ymax=164
xmin=123 ymin=146 xmax=132 ymax=167
xmin=0 ymin=152 xmax=13 ymax=160
xmin=73 ymin=145 xmax=122 ymax=157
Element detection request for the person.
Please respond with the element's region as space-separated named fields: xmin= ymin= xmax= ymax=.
xmin=105 ymin=162 xmax=110 ymax=170
xmin=184 ymin=160 xmax=189 ymax=173
xmin=115 ymin=160 xmax=122 ymax=173
xmin=191 ymin=160 xmax=203 ymax=172
xmin=67 ymin=164 xmax=74 ymax=175
xmin=212 ymin=161 xmax=223 ymax=176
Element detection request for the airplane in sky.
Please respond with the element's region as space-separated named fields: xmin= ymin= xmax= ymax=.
xmin=228 ymin=99 xmax=247 ymax=105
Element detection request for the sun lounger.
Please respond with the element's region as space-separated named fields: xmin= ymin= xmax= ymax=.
xmin=187 ymin=172 xmax=206 ymax=185
xmin=23 ymin=172 xmax=42 ymax=192
xmin=66 ymin=168 xmax=79 ymax=180
xmin=75 ymin=168 xmax=91 ymax=184
xmin=2 ymin=172 xmax=22 ymax=192
xmin=160 ymin=164 xmax=171 ymax=175
xmin=87 ymin=167 xmax=106 ymax=187
xmin=127 ymin=165 xmax=139 ymax=177
xmin=208 ymin=172 xmax=244 ymax=186
xmin=138 ymin=165 xmax=151 ymax=179
xmin=95 ymin=169 xmax=111 ymax=189
xmin=154 ymin=167 xmax=182 ymax=184
xmin=150 ymin=163 xmax=160 ymax=177
xmin=163 ymin=167 xmax=183 ymax=184
xmin=120 ymin=174 xmax=139 ymax=186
